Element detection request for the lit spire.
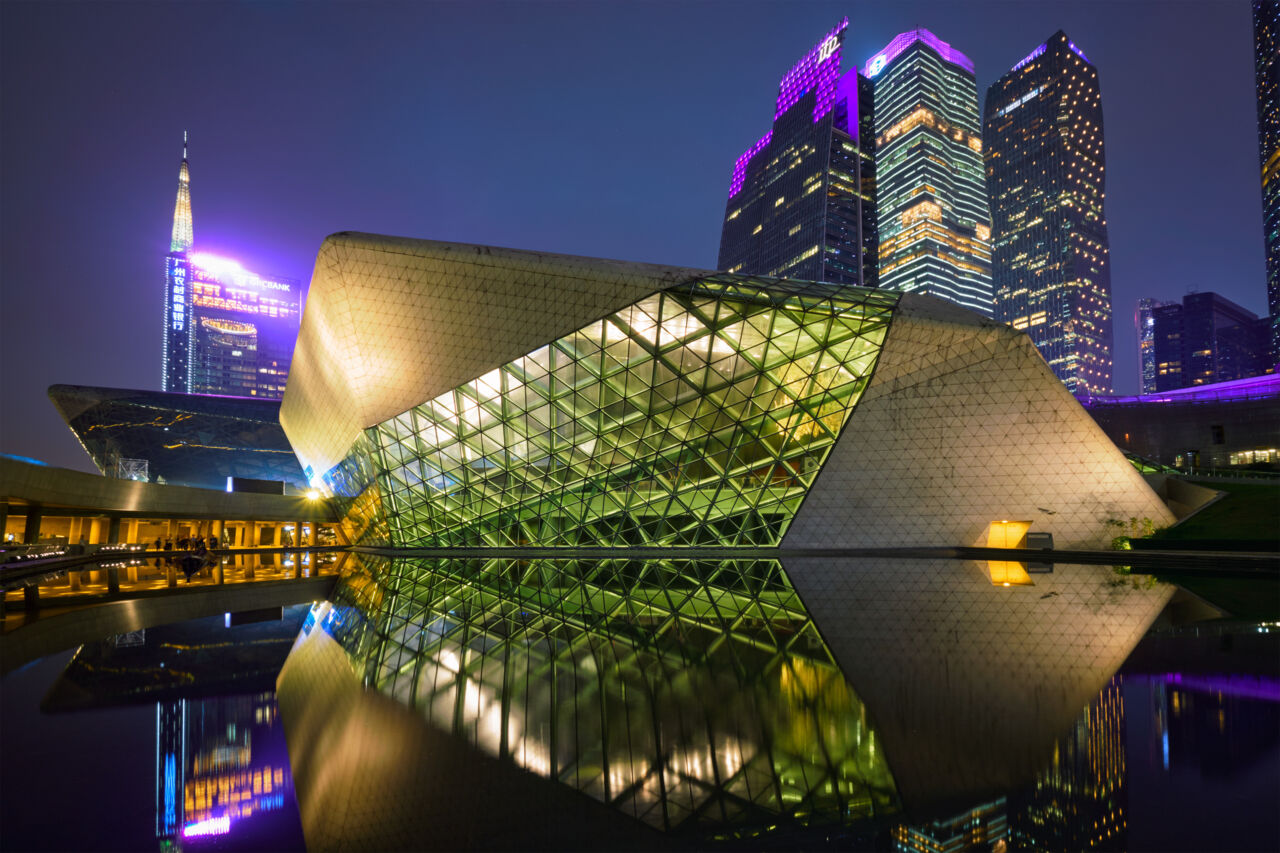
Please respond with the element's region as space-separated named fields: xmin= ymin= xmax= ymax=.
xmin=170 ymin=131 xmax=193 ymax=253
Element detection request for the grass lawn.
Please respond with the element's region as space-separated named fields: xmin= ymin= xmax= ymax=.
xmin=1154 ymin=479 xmax=1280 ymax=544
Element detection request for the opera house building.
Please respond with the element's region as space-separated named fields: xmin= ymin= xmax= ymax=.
xmin=280 ymin=232 xmax=1174 ymax=551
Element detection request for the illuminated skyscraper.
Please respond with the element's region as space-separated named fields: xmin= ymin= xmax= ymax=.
xmin=161 ymin=137 xmax=301 ymax=399
xmin=984 ymin=32 xmax=1113 ymax=395
xmin=1255 ymin=0 xmax=1280 ymax=364
xmin=864 ymin=29 xmax=992 ymax=316
xmin=1151 ymin=292 xmax=1269 ymax=391
xmin=1136 ymin=298 xmax=1171 ymax=394
xmin=717 ymin=19 xmax=877 ymax=286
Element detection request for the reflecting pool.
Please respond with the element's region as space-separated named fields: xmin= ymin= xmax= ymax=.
xmin=1 ymin=557 xmax=1277 ymax=851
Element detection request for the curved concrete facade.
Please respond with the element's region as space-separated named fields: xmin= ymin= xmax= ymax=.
xmin=280 ymin=234 xmax=1172 ymax=549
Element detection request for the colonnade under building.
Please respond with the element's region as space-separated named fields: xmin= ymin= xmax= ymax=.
xmin=1 ymin=509 xmax=343 ymax=550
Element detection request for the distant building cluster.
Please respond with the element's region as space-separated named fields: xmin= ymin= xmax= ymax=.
xmin=719 ymin=18 xmax=1277 ymax=398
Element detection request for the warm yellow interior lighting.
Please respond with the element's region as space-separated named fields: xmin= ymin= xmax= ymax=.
xmin=986 ymin=520 xmax=1034 ymax=586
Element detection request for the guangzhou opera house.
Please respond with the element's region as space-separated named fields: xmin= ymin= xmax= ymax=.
xmin=280 ymin=232 xmax=1174 ymax=551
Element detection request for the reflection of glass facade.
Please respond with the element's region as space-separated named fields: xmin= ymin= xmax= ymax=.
xmin=317 ymin=554 xmax=899 ymax=836
xmin=48 ymin=383 xmax=307 ymax=491
xmin=865 ymin=30 xmax=993 ymax=316
xmin=985 ymin=33 xmax=1113 ymax=395
xmin=330 ymin=277 xmax=896 ymax=547
xmin=717 ymin=19 xmax=878 ymax=288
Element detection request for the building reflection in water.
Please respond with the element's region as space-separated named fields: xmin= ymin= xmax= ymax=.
xmin=155 ymin=693 xmax=296 ymax=848
xmin=1006 ymin=677 xmax=1127 ymax=851
xmin=304 ymin=555 xmax=901 ymax=839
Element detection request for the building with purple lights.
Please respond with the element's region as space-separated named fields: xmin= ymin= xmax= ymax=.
xmin=1081 ymin=373 xmax=1280 ymax=469
xmin=864 ymin=29 xmax=993 ymax=316
xmin=717 ymin=19 xmax=878 ymax=287
xmin=985 ymin=32 xmax=1114 ymax=396
xmin=162 ymin=139 xmax=300 ymax=399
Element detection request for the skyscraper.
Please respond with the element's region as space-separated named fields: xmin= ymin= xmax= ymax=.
xmin=1254 ymin=0 xmax=1280 ymax=364
xmin=1151 ymin=293 xmax=1270 ymax=391
xmin=1136 ymin=298 xmax=1171 ymax=394
xmin=161 ymin=136 xmax=301 ymax=399
xmin=717 ymin=19 xmax=877 ymax=286
xmin=864 ymin=29 xmax=993 ymax=316
xmin=984 ymin=32 xmax=1113 ymax=395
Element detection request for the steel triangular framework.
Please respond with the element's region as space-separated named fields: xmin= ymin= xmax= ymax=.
xmin=323 ymin=276 xmax=898 ymax=547
xmin=316 ymin=554 xmax=899 ymax=837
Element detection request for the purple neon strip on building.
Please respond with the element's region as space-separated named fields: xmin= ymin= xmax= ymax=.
xmin=774 ymin=17 xmax=848 ymax=122
xmin=864 ymin=28 xmax=975 ymax=77
xmin=729 ymin=130 xmax=773 ymax=198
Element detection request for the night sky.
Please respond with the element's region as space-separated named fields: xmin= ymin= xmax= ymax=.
xmin=0 ymin=1 xmax=1264 ymax=473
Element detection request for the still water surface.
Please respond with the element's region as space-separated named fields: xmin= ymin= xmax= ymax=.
xmin=1 ymin=557 xmax=1277 ymax=851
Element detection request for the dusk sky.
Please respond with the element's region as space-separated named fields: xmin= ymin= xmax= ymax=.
xmin=0 ymin=0 xmax=1264 ymax=473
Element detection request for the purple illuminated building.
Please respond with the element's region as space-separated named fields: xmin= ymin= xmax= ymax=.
xmin=717 ymin=19 xmax=878 ymax=287
xmin=162 ymin=137 xmax=301 ymax=399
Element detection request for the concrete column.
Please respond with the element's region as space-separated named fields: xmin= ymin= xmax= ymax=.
xmin=124 ymin=519 xmax=139 ymax=544
xmin=23 ymin=585 xmax=39 ymax=613
xmin=68 ymin=570 xmax=82 ymax=591
xmin=212 ymin=520 xmax=224 ymax=547
xmin=0 ymin=503 xmax=8 ymax=543
xmin=107 ymin=516 xmax=121 ymax=544
xmin=167 ymin=562 xmax=177 ymax=588
xmin=87 ymin=518 xmax=103 ymax=545
xmin=244 ymin=557 xmax=255 ymax=579
xmin=307 ymin=523 xmax=318 ymax=547
xmin=22 ymin=507 xmax=42 ymax=544
xmin=107 ymin=568 xmax=120 ymax=594
xmin=127 ymin=565 xmax=138 ymax=583
xmin=214 ymin=560 xmax=224 ymax=585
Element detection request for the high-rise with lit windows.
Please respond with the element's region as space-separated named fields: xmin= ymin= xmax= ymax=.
xmin=864 ymin=29 xmax=993 ymax=316
xmin=984 ymin=32 xmax=1113 ymax=395
xmin=1255 ymin=0 xmax=1280 ymax=364
xmin=1136 ymin=298 xmax=1171 ymax=394
xmin=717 ymin=19 xmax=877 ymax=287
xmin=162 ymin=137 xmax=301 ymax=399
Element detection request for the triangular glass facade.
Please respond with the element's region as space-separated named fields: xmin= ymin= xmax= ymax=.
xmin=364 ymin=277 xmax=897 ymax=547
xmin=315 ymin=554 xmax=899 ymax=836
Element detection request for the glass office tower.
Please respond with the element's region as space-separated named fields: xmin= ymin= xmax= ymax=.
xmin=1136 ymin=298 xmax=1171 ymax=394
xmin=161 ymin=138 xmax=301 ymax=399
xmin=985 ymin=32 xmax=1113 ymax=395
xmin=717 ymin=19 xmax=877 ymax=287
xmin=1255 ymin=0 xmax=1280 ymax=364
xmin=864 ymin=29 xmax=993 ymax=316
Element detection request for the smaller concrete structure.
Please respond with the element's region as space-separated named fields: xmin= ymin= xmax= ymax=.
xmin=1081 ymin=374 xmax=1280 ymax=470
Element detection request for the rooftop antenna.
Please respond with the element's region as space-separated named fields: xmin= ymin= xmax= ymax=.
xmin=183 ymin=130 xmax=188 ymax=160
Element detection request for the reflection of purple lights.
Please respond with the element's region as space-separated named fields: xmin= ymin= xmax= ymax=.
xmin=728 ymin=131 xmax=772 ymax=197
xmin=1079 ymin=373 xmax=1280 ymax=407
xmin=1162 ymin=672 xmax=1280 ymax=703
xmin=864 ymin=28 xmax=975 ymax=77
xmin=774 ymin=18 xmax=848 ymax=122
xmin=183 ymin=816 xmax=231 ymax=838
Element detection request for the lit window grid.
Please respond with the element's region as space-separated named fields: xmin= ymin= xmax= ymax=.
xmin=323 ymin=554 xmax=901 ymax=835
xmin=364 ymin=278 xmax=897 ymax=548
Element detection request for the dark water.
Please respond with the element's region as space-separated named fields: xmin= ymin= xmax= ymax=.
xmin=2 ymin=557 xmax=1277 ymax=851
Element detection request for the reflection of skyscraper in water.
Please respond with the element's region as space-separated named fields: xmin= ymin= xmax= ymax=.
xmin=1153 ymin=672 xmax=1280 ymax=776
xmin=1008 ymin=676 xmax=1126 ymax=851
xmin=154 ymin=693 xmax=294 ymax=846
xmin=893 ymin=796 xmax=1008 ymax=852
